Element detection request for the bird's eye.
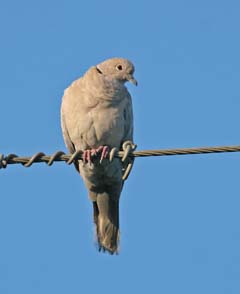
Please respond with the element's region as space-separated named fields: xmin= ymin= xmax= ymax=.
xmin=116 ymin=64 xmax=123 ymax=71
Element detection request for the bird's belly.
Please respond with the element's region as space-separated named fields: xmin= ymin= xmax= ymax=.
xmin=88 ymin=107 xmax=125 ymax=148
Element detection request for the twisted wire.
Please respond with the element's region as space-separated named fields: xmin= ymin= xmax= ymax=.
xmin=1 ymin=145 xmax=240 ymax=169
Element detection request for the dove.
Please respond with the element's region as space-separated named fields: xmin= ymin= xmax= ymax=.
xmin=61 ymin=57 xmax=137 ymax=254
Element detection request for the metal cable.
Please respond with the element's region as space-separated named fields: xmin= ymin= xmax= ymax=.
xmin=1 ymin=145 xmax=240 ymax=169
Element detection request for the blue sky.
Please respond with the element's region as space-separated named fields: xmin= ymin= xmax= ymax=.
xmin=1 ymin=0 xmax=240 ymax=293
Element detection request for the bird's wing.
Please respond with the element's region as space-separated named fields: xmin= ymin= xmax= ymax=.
xmin=61 ymin=110 xmax=76 ymax=154
xmin=123 ymin=91 xmax=134 ymax=144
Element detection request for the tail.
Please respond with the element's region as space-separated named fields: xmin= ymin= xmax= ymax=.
xmin=93 ymin=193 xmax=120 ymax=254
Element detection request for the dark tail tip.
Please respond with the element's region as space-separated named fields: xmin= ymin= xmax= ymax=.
xmin=93 ymin=201 xmax=119 ymax=254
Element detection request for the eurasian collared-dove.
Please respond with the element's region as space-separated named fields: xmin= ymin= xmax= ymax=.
xmin=61 ymin=57 xmax=137 ymax=254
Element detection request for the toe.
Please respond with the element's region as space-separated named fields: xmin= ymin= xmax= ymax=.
xmin=100 ymin=146 xmax=109 ymax=162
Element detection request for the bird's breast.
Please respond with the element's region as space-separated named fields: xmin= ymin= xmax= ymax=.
xmin=87 ymin=102 xmax=126 ymax=148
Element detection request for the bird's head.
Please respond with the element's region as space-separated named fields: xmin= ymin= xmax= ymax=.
xmin=96 ymin=57 xmax=137 ymax=86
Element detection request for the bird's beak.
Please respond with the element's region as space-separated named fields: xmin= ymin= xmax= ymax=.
xmin=126 ymin=74 xmax=138 ymax=86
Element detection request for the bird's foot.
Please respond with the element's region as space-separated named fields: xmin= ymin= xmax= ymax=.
xmin=83 ymin=149 xmax=94 ymax=164
xmin=97 ymin=146 xmax=109 ymax=163
xmin=83 ymin=146 xmax=109 ymax=164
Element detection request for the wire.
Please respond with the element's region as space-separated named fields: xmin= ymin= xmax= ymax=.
xmin=1 ymin=145 xmax=240 ymax=169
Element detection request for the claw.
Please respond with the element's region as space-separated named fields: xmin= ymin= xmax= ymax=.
xmin=83 ymin=150 xmax=92 ymax=164
xmin=82 ymin=146 xmax=110 ymax=164
xmin=99 ymin=146 xmax=109 ymax=163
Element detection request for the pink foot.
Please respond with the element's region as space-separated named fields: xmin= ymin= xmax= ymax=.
xmin=83 ymin=146 xmax=109 ymax=164
xmin=97 ymin=146 xmax=109 ymax=163
xmin=83 ymin=150 xmax=93 ymax=164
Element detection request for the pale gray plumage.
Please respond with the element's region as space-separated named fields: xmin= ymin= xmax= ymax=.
xmin=61 ymin=57 xmax=136 ymax=254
